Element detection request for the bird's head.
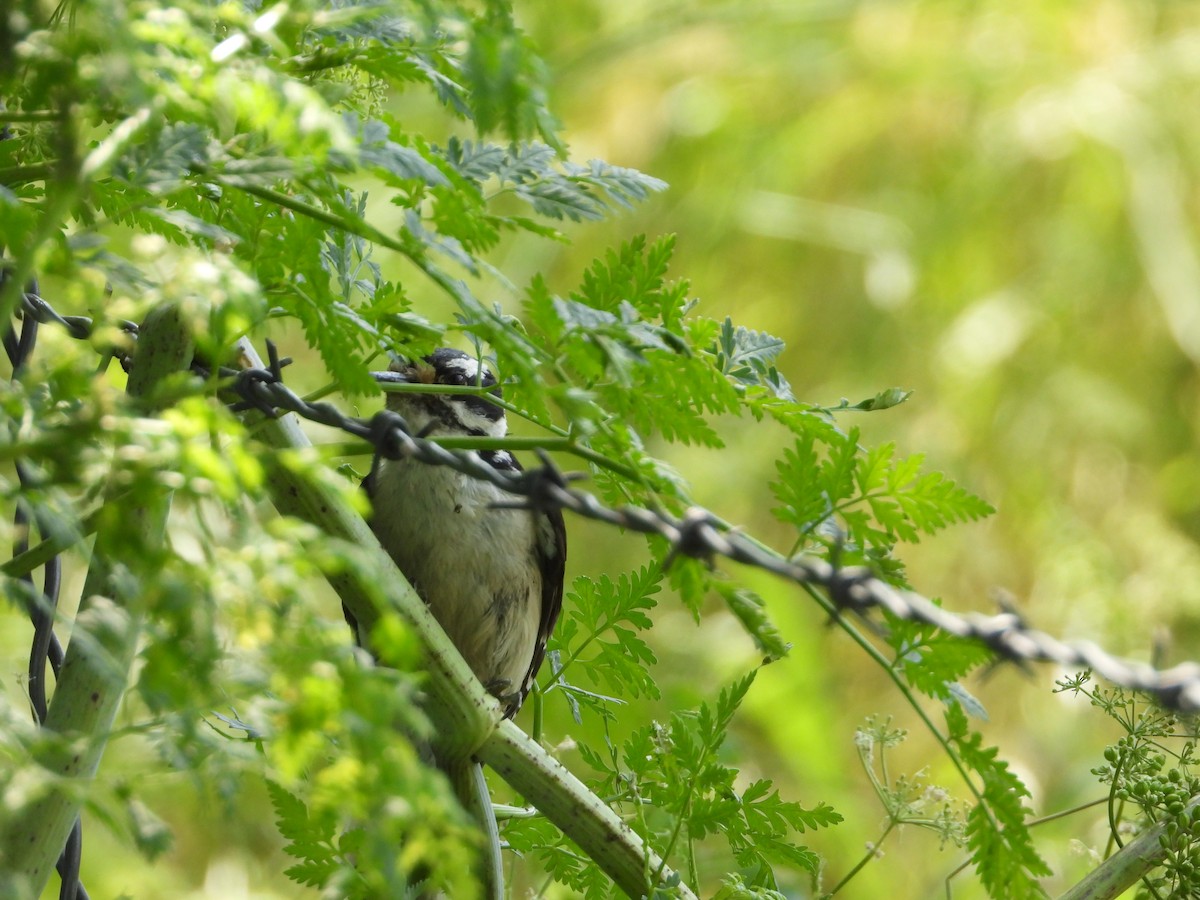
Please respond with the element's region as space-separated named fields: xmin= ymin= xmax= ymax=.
xmin=374 ymin=348 xmax=507 ymax=438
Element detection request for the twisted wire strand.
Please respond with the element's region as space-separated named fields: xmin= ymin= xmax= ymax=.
xmin=4 ymin=281 xmax=89 ymax=900
xmin=14 ymin=288 xmax=1200 ymax=718
xmin=225 ymin=331 xmax=1200 ymax=713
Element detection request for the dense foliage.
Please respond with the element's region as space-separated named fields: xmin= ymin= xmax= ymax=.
xmin=1 ymin=1 xmax=1197 ymax=899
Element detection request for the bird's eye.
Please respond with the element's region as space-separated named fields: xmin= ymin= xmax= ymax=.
xmin=443 ymin=372 xmax=469 ymax=386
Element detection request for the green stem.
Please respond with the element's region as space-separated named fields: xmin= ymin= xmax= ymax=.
xmin=0 ymin=162 xmax=56 ymax=185
xmin=652 ymin=730 xmax=714 ymax=890
xmin=0 ymin=301 xmax=191 ymax=895
xmin=319 ymin=433 xmax=638 ymax=481
xmin=1027 ymin=796 xmax=1108 ymax=827
xmin=826 ymin=819 xmax=896 ymax=897
xmin=1 ymin=505 xmax=101 ymax=578
xmin=479 ymin=721 xmax=695 ymax=900
xmin=1105 ymin=751 xmax=1126 ymax=856
xmin=212 ymin=177 xmax=413 ymax=258
xmin=797 ymin=582 xmax=988 ymax=812
xmin=1057 ymin=794 xmax=1200 ymax=900
xmin=234 ymin=339 xmax=694 ymax=899
xmin=0 ymin=110 xmax=62 ymax=122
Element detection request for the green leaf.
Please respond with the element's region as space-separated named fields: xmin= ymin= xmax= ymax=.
xmin=667 ymin=554 xmax=713 ymax=618
xmin=463 ymin=8 xmax=561 ymax=145
xmin=714 ymin=873 xmax=789 ymax=899
xmin=740 ymin=779 xmax=843 ymax=833
xmin=143 ymin=208 xmax=242 ymax=246
xmin=710 ymin=317 xmax=794 ymax=400
xmin=890 ymin=619 xmax=995 ymax=703
xmin=266 ymin=780 xmax=340 ymax=889
xmin=862 ymin=449 xmax=996 ymax=543
xmin=352 ymin=116 xmax=449 ymax=187
xmin=715 ymin=583 xmax=790 ymax=661
xmin=578 ymin=159 xmax=668 ymax=209
xmin=946 ymin=705 xmax=1052 ymax=898
xmin=442 ymin=136 xmax=509 ymax=183
xmin=111 ymin=122 xmax=211 ymax=194
xmin=770 ymin=427 xmax=859 ymax=535
xmin=571 ymin=234 xmax=676 ymax=316
xmin=547 ymin=565 xmax=663 ymax=709
xmin=853 ymin=387 xmax=912 ymax=411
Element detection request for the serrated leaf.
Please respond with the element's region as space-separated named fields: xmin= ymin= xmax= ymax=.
xmin=352 ymin=116 xmax=449 ymax=186
xmin=715 ymin=583 xmax=790 ymax=660
xmin=546 ymin=566 xmax=663 ymax=706
xmin=266 ymin=779 xmax=309 ymax=836
xmin=463 ymin=11 xmax=561 ymax=145
xmin=892 ymin=619 xmax=994 ymax=702
xmin=719 ymin=319 xmax=785 ymax=369
xmin=771 ymin=428 xmax=860 ymax=535
xmin=517 ymin=176 xmax=607 ymax=221
xmin=442 ymin=136 xmax=508 ymax=183
xmin=580 ymin=158 xmax=668 ymax=202
xmin=668 ymin=555 xmax=712 ymax=618
xmin=266 ymin=779 xmax=342 ymax=890
xmin=709 ymin=317 xmax=793 ymax=399
xmin=144 ymin=207 xmax=242 ymax=245
xmin=714 ymin=874 xmax=789 ymax=900
xmin=853 ymin=444 xmax=994 ymax=545
xmin=284 ymin=858 xmax=340 ymax=888
xmin=553 ymin=296 xmax=619 ymax=331
xmin=947 ymin=705 xmax=1052 ymax=898
xmin=112 ymin=122 xmax=211 ymax=194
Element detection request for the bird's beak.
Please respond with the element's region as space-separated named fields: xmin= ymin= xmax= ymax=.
xmin=371 ymin=370 xmax=414 ymax=385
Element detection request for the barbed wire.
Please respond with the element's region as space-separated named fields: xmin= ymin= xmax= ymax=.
xmin=11 ymin=289 xmax=1200 ymax=721
xmin=3 ymin=280 xmax=89 ymax=900
xmin=220 ymin=342 xmax=1200 ymax=713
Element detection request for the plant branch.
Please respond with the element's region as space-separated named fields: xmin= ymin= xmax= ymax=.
xmin=0 ymin=301 xmax=191 ymax=895
xmin=233 ymin=339 xmax=694 ymax=899
xmin=826 ymin=819 xmax=895 ymax=897
xmin=1058 ymin=793 xmax=1200 ymax=900
xmin=479 ymin=720 xmax=689 ymax=900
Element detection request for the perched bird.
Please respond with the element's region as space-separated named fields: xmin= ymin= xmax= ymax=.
xmin=362 ymin=348 xmax=566 ymax=718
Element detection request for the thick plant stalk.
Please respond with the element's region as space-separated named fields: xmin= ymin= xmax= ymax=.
xmin=1058 ymin=794 xmax=1200 ymax=900
xmin=235 ymin=343 xmax=497 ymax=759
xmin=0 ymin=302 xmax=191 ymax=896
xmin=480 ymin=719 xmax=687 ymax=897
xmin=235 ymin=340 xmax=696 ymax=899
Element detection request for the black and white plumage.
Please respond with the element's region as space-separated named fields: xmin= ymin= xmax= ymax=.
xmin=363 ymin=348 xmax=566 ymax=718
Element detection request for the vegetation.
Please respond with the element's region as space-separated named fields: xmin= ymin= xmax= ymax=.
xmin=2 ymin=1 xmax=1199 ymax=898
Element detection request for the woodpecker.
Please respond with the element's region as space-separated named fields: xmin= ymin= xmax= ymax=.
xmin=362 ymin=348 xmax=566 ymax=718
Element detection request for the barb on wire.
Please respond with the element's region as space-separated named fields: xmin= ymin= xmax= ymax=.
xmin=18 ymin=289 xmax=138 ymax=345
xmin=13 ymin=291 xmax=1200 ymax=717
xmin=216 ymin=340 xmax=1200 ymax=714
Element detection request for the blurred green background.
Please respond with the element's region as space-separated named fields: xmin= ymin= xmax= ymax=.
xmin=500 ymin=1 xmax=1200 ymax=897
xmin=12 ymin=0 xmax=1200 ymax=897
